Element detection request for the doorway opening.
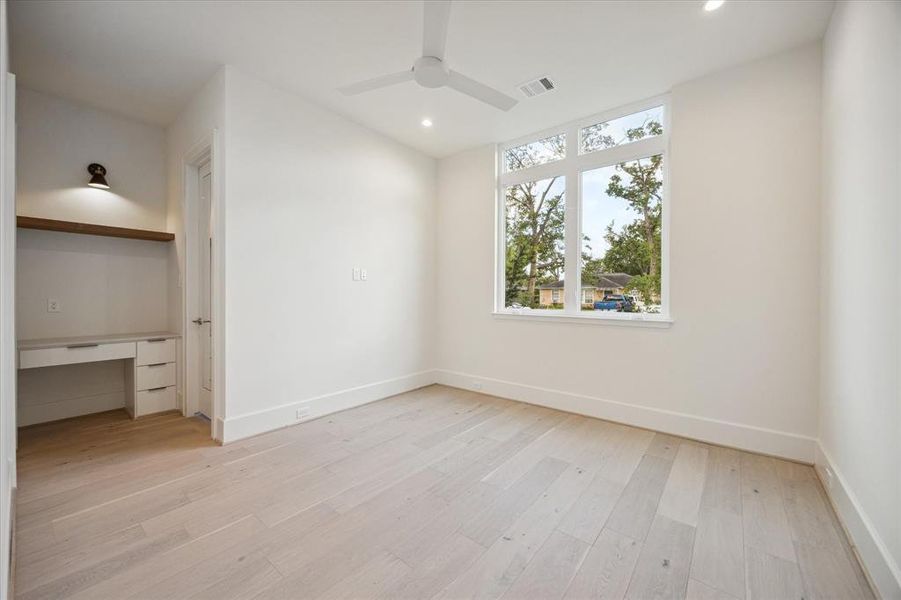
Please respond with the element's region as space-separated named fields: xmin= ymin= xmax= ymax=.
xmin=182 ymin=135 xmax=221 ymax=441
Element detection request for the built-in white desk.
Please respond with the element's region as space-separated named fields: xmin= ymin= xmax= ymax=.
xmin=18 ymin=332 xmax=180 ymax=419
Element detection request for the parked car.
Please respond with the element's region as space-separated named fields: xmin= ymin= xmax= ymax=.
xmin=594 ymin=294 xmax=636 ymax=312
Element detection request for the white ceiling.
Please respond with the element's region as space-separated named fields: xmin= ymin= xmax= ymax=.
xmin=9 ymin=0 xmax=834 ymax=158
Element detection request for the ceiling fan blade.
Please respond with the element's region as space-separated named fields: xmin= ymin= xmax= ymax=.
xmin=422 ymin=0 xmax=452 ymax=59
xmin=338 ymin=70 xmax=413 ymax=96
xmin=446 ymin=70 xmax=518 ymax=111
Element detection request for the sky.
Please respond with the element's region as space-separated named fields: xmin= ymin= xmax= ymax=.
xmin=582 ymin=165 xmax=635 ymax=259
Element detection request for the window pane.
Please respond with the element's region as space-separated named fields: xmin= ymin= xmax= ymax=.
xmin=504 ymin=134 xmax=565 ymax=172
xmin=580 ymin=106 xmax=664 ymax=154
xmin=581 ymin=154 xmax=663 ymax=313
xmin=504 ymin=176 xmax=566 ymax=309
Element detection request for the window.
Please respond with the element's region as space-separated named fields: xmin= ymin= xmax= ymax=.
xmin=504 ymin=134 xmax=565 ymax=172
xmin=503 ymin=177 xmax=565 ymax=309
xmin=580 ymin=105 xmax=664 ymax=154
xmin=582 ymin=155 xmax=663 ymax=314
xmin=496 ymin=98 xmax=669 ymax=323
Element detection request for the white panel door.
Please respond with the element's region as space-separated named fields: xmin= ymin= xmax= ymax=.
xmin=197 ymin=162 xmax=213 ymax=418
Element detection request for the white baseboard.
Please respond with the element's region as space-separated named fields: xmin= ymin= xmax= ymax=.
xmin=816 ymin=444 xmax=901 ymax=600
xmin=220 ymin=370 xmax=437 ymax=443
xmin=222 ymin=367 xmax=818 ymax=462
xmin=434 ymin=369 xmax=817 ymax=463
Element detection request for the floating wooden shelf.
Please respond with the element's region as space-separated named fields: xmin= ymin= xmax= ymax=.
xmin=16 ymin=216 xmax=175 ymax=242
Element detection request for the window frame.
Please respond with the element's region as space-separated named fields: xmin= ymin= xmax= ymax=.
xmin=494 ymin=95 xmax=672 ymax=326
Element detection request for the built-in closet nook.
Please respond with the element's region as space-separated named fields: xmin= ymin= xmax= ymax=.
xmin=14 ymin=87 xmax=184 ymax=427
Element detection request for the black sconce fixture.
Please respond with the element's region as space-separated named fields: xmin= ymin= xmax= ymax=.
xmin=87 ymin=163 xmax=110 ymax=189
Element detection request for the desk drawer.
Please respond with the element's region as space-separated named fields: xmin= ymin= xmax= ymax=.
xmin=19 ymin=342 xmax=136 ymax=370
xmin=136 ymin=339 xmax=176 ymax=366
xmin=135 ymin=386 xmax=176 ymax=416
xmin=136 ymin=362 xmax=176 ymax=391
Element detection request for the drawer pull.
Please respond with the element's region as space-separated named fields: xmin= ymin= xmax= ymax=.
xmin=147 ymin=386 xmax=168 ymax=392
xmin=66 ymin=343 xmax=99 ymax=349
xmin=147 ymin=338 xmax=167 ymax=343
xmin=147 ymin=362 xmax=168 ymax=367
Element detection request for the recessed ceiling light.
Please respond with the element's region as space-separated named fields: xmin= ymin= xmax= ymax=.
xmin=704 ymin=0 xmax=725 ymax=11
xmin=421 ymin=118 xmax=433 ymax=128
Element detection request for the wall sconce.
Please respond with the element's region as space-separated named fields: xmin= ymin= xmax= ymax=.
xmin=87 ymin=163 xmax=110 ymax=189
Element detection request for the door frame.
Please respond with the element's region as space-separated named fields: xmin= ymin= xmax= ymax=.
xmin=180 ymin=130 xmax=225 ymax=441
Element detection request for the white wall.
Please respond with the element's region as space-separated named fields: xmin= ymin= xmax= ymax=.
xmin=436 ymin=44 xmax=822 ymax=462
xmin=14 ymin=89 xmax=171 ymax=425
xmin=16 ymin=88 xmax=167 ymax=230
xmin=16 ymin=230 xmax=169 ymax=340
xmin=0 ymin=0 xmax=15 ymax=595
xmin=220 ymin=68 xmax=436 ymax=440
xmin=819 ymin=2 xmax=901 ymax=598
xmin=16 ymin=88 xmax=171 ymax=341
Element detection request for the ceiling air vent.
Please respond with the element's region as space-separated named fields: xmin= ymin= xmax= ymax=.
xmin=517 ymin=77 xmax=556 ymax=99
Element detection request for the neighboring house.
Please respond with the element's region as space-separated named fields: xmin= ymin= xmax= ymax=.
xmin=538 ymin=273 xmax=633 ymax=307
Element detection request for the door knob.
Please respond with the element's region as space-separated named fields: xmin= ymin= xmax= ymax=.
xmin=192 ymin=318 xmax=211 ymax=325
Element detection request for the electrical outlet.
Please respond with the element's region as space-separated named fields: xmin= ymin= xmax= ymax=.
xmin=295 ymin=407 xmax=309 ymax=421
xmin=47 ymin=298 xmax=61 ymax=313
xmin=471 ymin=381 xmax=483 ymax=391
xmin=360 ymin=268 xmax=368 ymax=281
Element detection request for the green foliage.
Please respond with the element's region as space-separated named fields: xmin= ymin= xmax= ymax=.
xmin=504 ymin=136 xmax=567 ymax=308
xmin=624 ymin=274 xmax=660 ymax=305
xmin=582 ymin=120 xmax=663 ymax=304
xmin=599 ymin=220 xmax=653 ymax=275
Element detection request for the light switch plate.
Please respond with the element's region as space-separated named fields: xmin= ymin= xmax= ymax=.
xmin=352 ymin=268 xmax=361 ymax=281
xmin=47 ymin=298 xmax=61 ymax=313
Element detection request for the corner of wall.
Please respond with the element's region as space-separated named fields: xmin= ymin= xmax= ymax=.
xmin=815 ymin=443 xmax=901 ymax=600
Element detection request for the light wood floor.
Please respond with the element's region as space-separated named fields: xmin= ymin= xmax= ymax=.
xmin=14 ymin=385 xmax=873 ymax=600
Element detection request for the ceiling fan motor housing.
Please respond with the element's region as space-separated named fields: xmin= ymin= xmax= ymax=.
xmin=413 ymin=56 xmax=449 ymax=88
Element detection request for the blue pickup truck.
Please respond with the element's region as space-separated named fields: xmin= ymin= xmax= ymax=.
xmin=593 ymin=294 xmax=636 ymax=312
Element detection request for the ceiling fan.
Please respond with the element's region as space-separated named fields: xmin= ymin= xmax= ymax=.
xmin=338 ymin=0 xmax=518 ymax=111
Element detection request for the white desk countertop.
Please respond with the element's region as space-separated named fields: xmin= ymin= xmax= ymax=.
xmin=18 ymin=331 xmax=181 ymax=351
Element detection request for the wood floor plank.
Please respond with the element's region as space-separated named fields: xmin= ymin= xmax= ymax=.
xmin=558 ymin=473 xmax=625 ymax=545
xmin=646 ymin=433 xmax=682 ymax=461
xmin=461 ymin=455 xmax=568 ymax=548
xmin=18 ymin=527 xmax=191 ymax=600
xmin=66 ymin=515 xmax=269 ymax=600
xmin=596 ymin=425 xmax=655 ymax=485
xmin=385 ymin=534 xmax=485 ymax=599
xmin=699 ymin=446 xmax=742 ymax=516
xmin=624 ymin=514 xmax=696 ymax=600
xmin=317 ymin=551 xmax=412 ymax=600
xmin=435 ymin=462 xmax=596 ymax=600
xmin=563 ymin=528 xmax=641 ymax=600
xmin=12 ymin=386 xmax=874 ymax=600
xmin=686 ymin=578 xmax=739 ymax=600
xmin=388 ymin=481 xmax=500 ymax=567
xmin=740 ymin=453 xmax=796 ymax=563
xmin=502 ymin=530 xmax=590 ymax=600
xmin=744 ymin=546 xmax=804 ymax=600
xmin=657 ymin=442 xmax=709 ymax=527
xmin=605 ymin=455 xmax=673 ymax=541
xmin=691 ymin=446 xmax=745 ymax=599
xmin=793 ymin=541 xmax=869 ymax=600
xmin=689 ymin=508 xmax=744 ymax=600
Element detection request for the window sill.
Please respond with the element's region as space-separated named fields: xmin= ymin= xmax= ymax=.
xmin=492 ymin=310 xmax=673 ymax=328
